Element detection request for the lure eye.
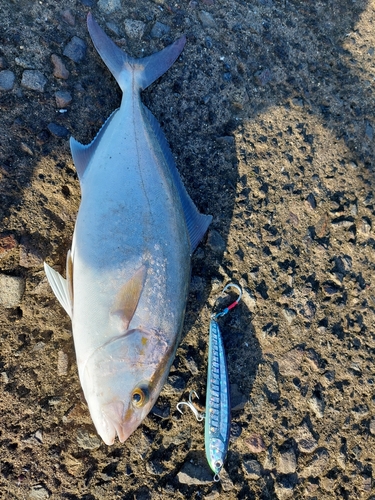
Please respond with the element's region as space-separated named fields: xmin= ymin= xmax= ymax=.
xmin=131 ymin=386 xmax=149 ymax=408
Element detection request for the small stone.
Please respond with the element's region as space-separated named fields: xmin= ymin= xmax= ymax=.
xmin=241 ymin=287 xmax=257 ymax=312
xmin=21 ymin=70 xmax=47 ymax=92
xmin=282 ymin=307 xmax=297 ymax=324
xmin=277 ymin=347 xmax=304 ymax=377
xmin=294 ymin=422 xmax=318 ymax=453
xmin=277 ymin=448 xmax=297 ymax=474
xmin=358 ymin=217 xmax=371 ymax=234
xmin=63 ymin=37 xmax=87 ymax=63
xmin=124 ymin=19 xmax=146 ymax=39
xmin=254 ymin=68 xmax=272 ymax=86
xmin=79 ymin=0 xmax=94 ymax=5
xmin=274 ymin=478 xmax=295 ymax=500
xmin=76 ymin=428 xmax=101 ymax=450
xmin=300 ymin=448 xmax=329 ymax=478
xmin=207 ymin=229 xmax=226 ymax=253
xmin=242 ymin=459 xmax=262 ymax=479
xmin=57 ymin=351 xmax=69 ymax=376
xmin=0 ymin=57 xmax=6 ymax=69
xmin=177 ymin=461 xmax=212 ymax=485
xmin=369 ymin=419 xmax=375 ymax=435
xmin=305 ymin=348 xmax=320 ymax=371
xmin=51 ymin=54 xmax=69 ymax=79
xmin=19 ymin=237 xmax=43 ymax=268
xmin=306 ymin=193 xmax=317 ymax=209
xmin=219 ymin=467 xmax=234 ymax=492
xmin=308 ymin=394 xmax=325 ymax=418
xmin=198 ymin=10 xmax=216 ymax=28
xmin=98 ymin=0 xmax=121 ymax=13
xmin=0 ymin=274 xmax=25 ymax=307
xmin=47 ymin=123 xmax=69 ymax=138
xmin=1 ymin=372 xmax=9 ymax=383
xmin=163 ymin=427 xmax=190 ymax=447
xmin=151 ymin=402 xmax=170 ymax=419
xmin=0 ymin=234 xmax=17 ymax=256
xmin=61 ymin=9 xmax=75 ymax=26
xmin=230 ymin=383 xmax=248 ymax=411
xmin=21 ymin=142 xmax=34 ymax=156
xmin=55 ymin=90 xmax=72 ymax=108
xmin=260 ymin=362 xmax=279 ymax=402
xmin=361 ymin=476 xmax=372 ymax=492
xmin=161 ymin=374 xmax=185 ymax=395
xmin=150 ymin=22 xmax=171 ymax=38
xmin=321 ymin=477 xmax=335 ymax=492
xmin=146 ymin=460 xmax=164 ymax=475
xmin=365 ymin=122 xmax=373 ymax=141
xmin=315 ymin=212 xmax=330 ymax=238
xmin=245 ymin=434 xmax=266 ymax=453
xmin=29 ymin=485 xmax=50 ymax=499
xmin=0 ymin=70 xmax=15 ymax=91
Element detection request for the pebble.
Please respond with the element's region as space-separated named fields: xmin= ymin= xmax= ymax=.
xmin=274 ymin=478 xmax=295 ymax=500
xmin=369 ymin=418 xmax=375 ymax=435
xmin=19 ymin=237 xmax=43 ymax=268
xmin=294 ymin=422 xmax=318 ymax=453
xmin=219 ymin=468 xmax=234 ymax=492
xmin=63 ymin=37 xmax=87 ymax=63
xmin=230 ymin=383 xmax=248 ymax=411
xmin=254 ymin=68 xmax=272 ymax=86
xmin=79 ymin=0 xmax=94 ymax=5
xmin=55 ymin=90 xmax=72 ymax=108
xmin=242 ymin=459 xmax=263 ymax=479
xmin=0 ymin=70 xmax=15 ymax=91
xmin=207 ymin=229 xmax=226 ymax=253
xmin=261 ymin=362 xmax=279 ymax=402
xmin=0 ymin=234 xmax=17 ymax=256
xmin=124 ymin=19 xmax=146 ymax=39
xmin=47 ymin=123 xmax=69 ymax=139
xmin=282 ymin=307 xmax=297 ymax=324
xmin=162 ymin=427 xmax=190 ymax=447
xmin=29 ymin=485 xmax=50 ymax=499
xmin=57 ymin=351 xmax=69 ymax=376
xmin=0 ymin=274 xmax=25 ymax=307
xmin=61 ymin=9 xmax=75 ymax=26
xmin=198 ymin=10 xmax=216 ymax=28
xmin=150 ymin=22 xmax=171 ymax=39
xmin=245 ymin=434 xmax=266 ymax=453
xmin=308 ymin=394 xmax=325 ymax=418
xmin=98 ymin=0 xmax=121 ymax=13
xmin=277 ymin=448 xmax=297 ymax=474
xmin=51 ymin=54 xmax=69 ymax=79
xmin=21 ymin=70 xmax=47 ymax=92
xmin=240 ymin=286 xmax=257 ymax=312
xmin=177 ymin=461 xmax=212 ymax=485
xmin=300 ymin=448 xmax=329 ymax=478
xmin=277 ymin=346 xmax=304 ymax=377
xmin=76 ymin=428 xmax=101 ymax=450
xmin=365 ymin=121 xmax=373 ymax=141
xmin=162 ymin=374 xmax=186 ymax=395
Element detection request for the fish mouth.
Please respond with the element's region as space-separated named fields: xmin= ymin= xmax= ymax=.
xmin=100 ymin=400 xmax=141 ymax=445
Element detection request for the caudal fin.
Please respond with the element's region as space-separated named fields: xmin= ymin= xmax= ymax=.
xmin=87 ymin=13 xmax=186 ymax=92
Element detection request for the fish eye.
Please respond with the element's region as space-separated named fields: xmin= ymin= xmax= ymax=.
xmin=131 ymin=385 xmax=149 ymax=408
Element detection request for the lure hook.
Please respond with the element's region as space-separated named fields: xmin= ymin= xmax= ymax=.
xmin=212 ymin=282 xmax=242 ymax=319
xmin=176 ymin=390 xmax=205 ymax=422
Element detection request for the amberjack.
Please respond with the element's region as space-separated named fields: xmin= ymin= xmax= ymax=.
xmin=44 ymin=13 xmax=211 ymax=445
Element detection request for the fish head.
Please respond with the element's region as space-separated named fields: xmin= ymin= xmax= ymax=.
xmin=81 ymin=327 xmax=174 ymax=445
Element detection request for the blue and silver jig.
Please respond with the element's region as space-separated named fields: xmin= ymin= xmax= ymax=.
xmin=177 ymin=283 xmax=242 ymax=481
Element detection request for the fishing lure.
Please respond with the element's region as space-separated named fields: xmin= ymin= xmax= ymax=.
xmin=177 ymin=283 xmax=242 ymax=481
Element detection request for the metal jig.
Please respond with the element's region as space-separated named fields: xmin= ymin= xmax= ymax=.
xmin=177 ymin=283 xmax=242 ymax=482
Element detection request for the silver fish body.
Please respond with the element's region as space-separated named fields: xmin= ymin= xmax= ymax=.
xmin=44 ymin=14 xmax=211 ymax=445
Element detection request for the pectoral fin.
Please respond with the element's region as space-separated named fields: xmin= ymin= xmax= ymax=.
xmin=44 ymin=261 xmax=73 ymax=319
xmin=111 ymin=266 xmax=146 ymax=329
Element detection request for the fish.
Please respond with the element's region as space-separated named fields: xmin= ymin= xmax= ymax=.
xmin=44 ymin=13 xmax=212 ymax=445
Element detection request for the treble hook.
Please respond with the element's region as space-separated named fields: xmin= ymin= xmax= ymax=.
xmin=176 ymin=390 xmax=205 ymax=422
xmin=212 ymin=282 xmax=242 ymax=320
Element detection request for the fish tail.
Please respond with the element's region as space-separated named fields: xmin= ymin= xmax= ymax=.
xmin=87 ymin=13 xmax=186 ymax=92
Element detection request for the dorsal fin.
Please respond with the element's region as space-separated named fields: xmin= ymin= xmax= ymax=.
xmin=70 ymin=109 xmax=118 ymax=182
xmin=142 ymin=105 xmax=212 ymax=251
xmin=111 ymin=266 xmax=146 ymax=330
